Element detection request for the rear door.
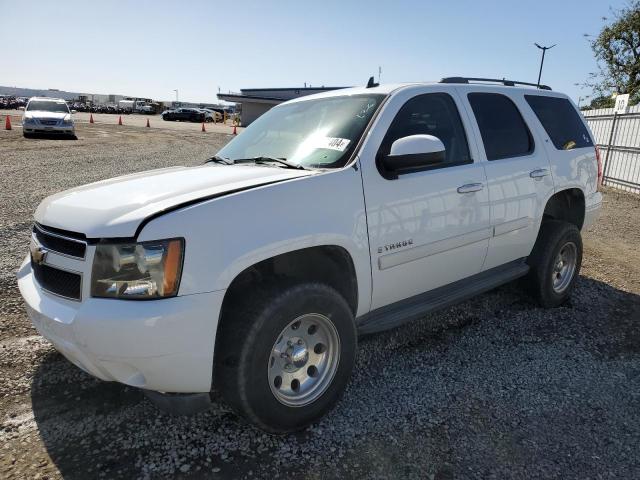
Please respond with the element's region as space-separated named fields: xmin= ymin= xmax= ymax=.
xmin=459 ymin=88 xmax=555 ymax=270
xmin=523 ymin=94 xmax=598 ymax=196
xmin=360 ymin=86 xmax=491 ymax=309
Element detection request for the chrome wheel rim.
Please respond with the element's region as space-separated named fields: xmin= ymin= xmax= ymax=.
xmin=268 ymin=313 xmax=340 ymax=407
xmin=551 ymin=241 xmax=577 ymax=293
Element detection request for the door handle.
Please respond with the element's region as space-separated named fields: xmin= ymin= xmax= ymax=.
xmin=457 ymin=183 xmax=484 ymax=194
xmin=529 ymin=168 xmax=550 ymax=179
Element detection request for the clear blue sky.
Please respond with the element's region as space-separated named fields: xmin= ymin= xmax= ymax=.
xmin=1 ymin=0 xmax=625 ymax=103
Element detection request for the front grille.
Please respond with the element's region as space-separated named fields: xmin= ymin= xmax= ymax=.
xmin=39 ymin=119 xmax=59 ymax=126
xmin=34 ymin=225 xmax=86 ymax=258
xmin=31 ymin=260 xmax=82 ymax=300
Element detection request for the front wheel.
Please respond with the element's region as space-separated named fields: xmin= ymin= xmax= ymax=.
xmin=524 ymin=220 xmax=583 ymax=308
xmin=214 ymin=282 xmax=356 ymax=433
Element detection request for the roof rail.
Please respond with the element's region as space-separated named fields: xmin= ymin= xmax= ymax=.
xmin=440 ymin=77 xmax=552 ymax=91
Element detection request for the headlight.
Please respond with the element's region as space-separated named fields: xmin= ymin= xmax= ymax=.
xmin=23 ymin=116 xmax=35 ymax=124
xmin=63 ymin=115 xmax=73 ymax=124
xmin=91 ymin=238 xmax=184 ymax=299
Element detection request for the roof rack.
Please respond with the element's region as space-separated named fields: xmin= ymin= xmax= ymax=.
xmin=440 ymin=77 xmax=552 ymax=91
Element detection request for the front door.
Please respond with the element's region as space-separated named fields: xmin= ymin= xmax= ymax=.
xmin=360 ymin=88 xmax=491 ymax=310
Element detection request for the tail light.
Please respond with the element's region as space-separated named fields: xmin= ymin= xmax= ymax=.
xmin=595 ymin=145 xmax=603 ymax=188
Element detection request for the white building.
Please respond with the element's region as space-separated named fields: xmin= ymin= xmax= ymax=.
xmin=218 ymin=87 xmax=346 ymax=125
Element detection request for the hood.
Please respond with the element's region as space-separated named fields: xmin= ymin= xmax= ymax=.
xmin=24 ymin=111 xmax=69 ymax=120
xmin=35 ymin=164 xmax=313 ymax=238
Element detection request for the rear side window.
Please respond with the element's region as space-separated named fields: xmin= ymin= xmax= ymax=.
xmin=525 ymin=95 xmax=593 ymax=150
xmin=468 ymin=93 xmax=534 ymax=161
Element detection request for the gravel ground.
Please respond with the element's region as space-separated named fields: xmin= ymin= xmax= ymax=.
xmin=1 ymin=124 xmax=639 ymax=479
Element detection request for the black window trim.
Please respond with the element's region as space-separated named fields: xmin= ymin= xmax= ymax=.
xmin=376 ymin=92 xmax=474 ymax=180
xmin=467 ymin=92 xmax=536 ymax=162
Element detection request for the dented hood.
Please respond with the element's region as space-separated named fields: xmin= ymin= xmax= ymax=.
xmin=34 ymin=164 xmax=312 ymax=238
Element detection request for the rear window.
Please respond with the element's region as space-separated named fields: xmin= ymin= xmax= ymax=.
xmin=525 ymin=95 xmax=593 ymax=150
xmin=467 ymin=93 xmax=534 ymax=161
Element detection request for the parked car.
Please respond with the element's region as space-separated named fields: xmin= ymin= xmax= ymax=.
xmin=199 ymin=108 xmax=223 ymax=122
xmin=21 ymin=97 xmax=76 ymax=138
xmin=161 ymin=108 xmax=208 ymax=122
xmin=139 ymin=104 xmax=159 ymax=115
xmin=18 ymin=78 xmax=602 ymax=433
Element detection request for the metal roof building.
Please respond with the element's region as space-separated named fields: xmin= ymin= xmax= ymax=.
xmin=217 ymin=87 xmax=346 ymax=126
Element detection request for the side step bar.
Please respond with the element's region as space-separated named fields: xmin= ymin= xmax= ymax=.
xmin=357 ymin=259 xmax=529 ymax=335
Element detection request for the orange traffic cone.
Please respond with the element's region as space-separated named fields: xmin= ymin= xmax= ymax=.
xmin=146 ymin=118 xmax=150 ymax=128
xmin=5 ymin=116 xmax=11 ymax=130
xmin=118 ymin=116 xmax=123 ymax=126
xmin=232 ymin=125 xmax=237 ymax=135
xmin=89 ymin=114 xmax=94 ymax=124
xmin=201 ymin=122 xmax=206 ymax=133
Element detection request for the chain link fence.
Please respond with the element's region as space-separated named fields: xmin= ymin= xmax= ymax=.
xmin=584 ymin=104 xmax=640 ymax=193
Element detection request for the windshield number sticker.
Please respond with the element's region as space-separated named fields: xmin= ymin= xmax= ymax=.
xmin=316 ymin=137 xmax=351 ymax=152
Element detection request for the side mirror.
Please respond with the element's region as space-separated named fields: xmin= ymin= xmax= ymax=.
xmin=18 ymin=106 xmax=25 ymax=111
xmin=381 ymin=134 xmax=445 ymax=177
xmin=71 ymin=109 xmax=77 ymax=114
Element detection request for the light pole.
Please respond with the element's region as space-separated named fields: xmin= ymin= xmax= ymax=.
xmin=535 ymin=43 xmax=556 ymax=88
xmin=173 ymin=89 xmax=179 ymax=106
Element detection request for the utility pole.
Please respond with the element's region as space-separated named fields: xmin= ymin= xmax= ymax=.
xmin=535 ymin=43 xmax=556 ymax=88
xmin=378 ymin=66 xmax=382 ymax=84
xmin=173 ymin=89 xmax=179 ymax=106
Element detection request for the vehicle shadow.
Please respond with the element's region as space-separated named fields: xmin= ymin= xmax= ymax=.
xmin=24 ymin=133 xmax=77 ymax=140
xmin=30 ymin=276 xmax=640 ymax=479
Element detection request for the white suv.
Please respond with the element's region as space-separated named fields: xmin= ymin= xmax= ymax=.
xmin=17 ymin=78 xmax=602 ymax=432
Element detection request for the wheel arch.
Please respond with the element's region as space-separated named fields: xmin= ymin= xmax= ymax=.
xmin=213 ymin=245 xmax=360 ymax=380
xmin=542 ymin=187 xmax=586 ymax=230
xmin=219 ymin=245 xmax=359 ymax=316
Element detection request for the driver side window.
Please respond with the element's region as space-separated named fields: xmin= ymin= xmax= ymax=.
xmin=380 ymin=93 xmax=471 ymax=167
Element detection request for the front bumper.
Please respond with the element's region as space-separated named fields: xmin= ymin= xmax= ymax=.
xmin=23 ymin=121 xmax=75 ymax=135
xmin=17 ymin=256 xmax=225 ymax=393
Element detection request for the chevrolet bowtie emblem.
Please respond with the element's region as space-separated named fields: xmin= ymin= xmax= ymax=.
xmin=30 ymin=238 xmax=48 ymax=265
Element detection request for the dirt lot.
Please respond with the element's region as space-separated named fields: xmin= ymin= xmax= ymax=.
xmin=1 ymin=124 xmax=639 ymax=479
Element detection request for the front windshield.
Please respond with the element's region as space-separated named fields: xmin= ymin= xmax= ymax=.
xmin=27 ymin=101 xmax=70 ymax=113
xmin=217 ymin=94 xmax=385 ymax=169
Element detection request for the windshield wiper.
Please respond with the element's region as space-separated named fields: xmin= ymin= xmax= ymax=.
xmin=232 ymin=156 xmax=308 ymax=170
xmin=205 ymin=155 xmax=233 ymax=165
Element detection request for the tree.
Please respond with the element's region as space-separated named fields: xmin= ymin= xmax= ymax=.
xmin=586 ymin=1 xmax=640 ymax=106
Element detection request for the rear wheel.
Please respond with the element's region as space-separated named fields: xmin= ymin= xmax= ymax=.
xmin=214 ymin=282 xmax=356 ymax=433
xmin=524 ymin=220 xmax=582 ymax=307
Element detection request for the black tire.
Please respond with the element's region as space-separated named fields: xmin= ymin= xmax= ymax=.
xmin=214 ymin=282 xmax=357 ymax=433
xmin=524 ymin=220 xmax=582 ymax=308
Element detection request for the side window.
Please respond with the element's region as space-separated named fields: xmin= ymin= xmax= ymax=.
xmin=380 ymin=93 xmax=471 ymax=167
xmin=525 ymin=95 xmax=593 ymax=150
xmin=468 ymin=93 xmax=534 ymax=161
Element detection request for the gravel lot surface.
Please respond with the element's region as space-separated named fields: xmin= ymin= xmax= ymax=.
xmin=1 ymin=124 xmax=639 ymax=479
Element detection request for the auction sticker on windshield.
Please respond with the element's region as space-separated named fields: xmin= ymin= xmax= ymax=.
xmin=316 ymin=137 xmax=351 ymax=151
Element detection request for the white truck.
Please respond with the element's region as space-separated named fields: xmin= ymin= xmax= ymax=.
xmin=18 ymin=78 xmax=602 ymax=433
